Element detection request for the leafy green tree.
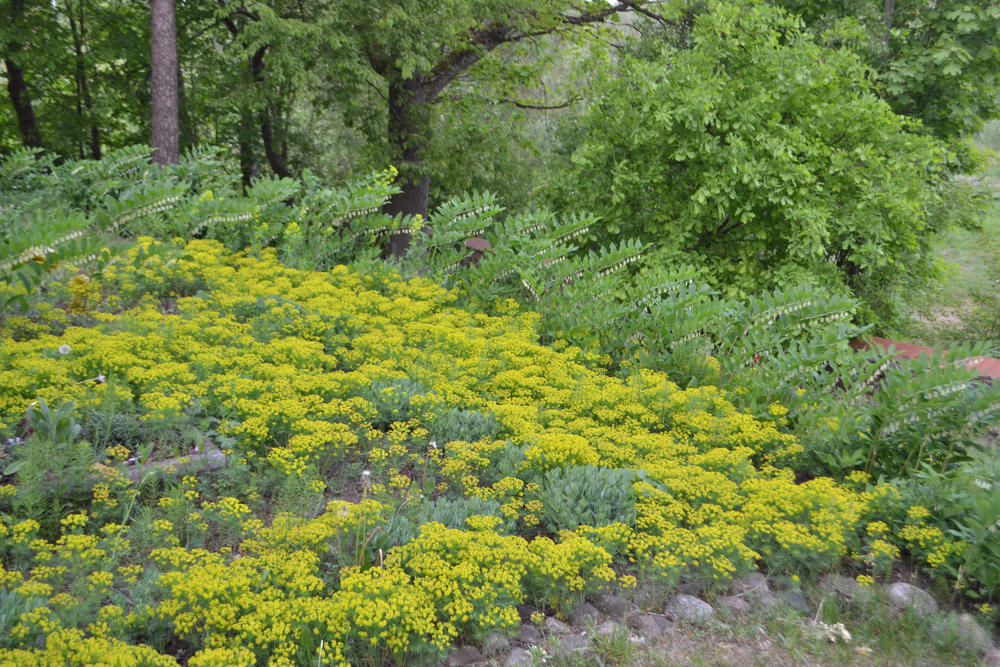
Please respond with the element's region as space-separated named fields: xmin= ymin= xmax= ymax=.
xmin=314 ymin=1 xmax=662 ymax=256
xmin=1 ymin=0 xmax=153 ymax=157
xmin=551 ymin=1 xmax=982 ymax=318
xmin=775 ymin=0 xmax=1000 ymax=149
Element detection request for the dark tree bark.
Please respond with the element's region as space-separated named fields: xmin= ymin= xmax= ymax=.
xmin=4 ymin=58 xmax=43 ymax=149
xmin=64 ymin=0 xmax=101 ymax=159
xmin=384 ymin=72 xmax=431 ymax=258
xmin=237 ymin=106 xmax=255 ymax=190
xmin=151 ymin=0 xmax=180 ymax=164
xmin=260 ymin=107 xmax=291 ymax=178
xmin=4 ymin=0 xmax=43 ymax=148
xmin=246 ymin=46 xmax=291 ymax=179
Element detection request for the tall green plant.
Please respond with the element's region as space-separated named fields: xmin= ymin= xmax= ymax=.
xmin=549 ymin=0 xmax=989 ymax=321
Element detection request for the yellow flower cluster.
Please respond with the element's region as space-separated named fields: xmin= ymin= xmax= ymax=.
xmin=0 ymin=237 xmax=944 ymax=662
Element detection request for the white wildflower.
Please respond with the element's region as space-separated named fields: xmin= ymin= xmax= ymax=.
xmin=58 ymin=344 xmax=71 ymax=355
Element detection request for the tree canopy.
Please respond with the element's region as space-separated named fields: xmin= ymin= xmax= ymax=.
xmin=548 ymin=1 xmax=987 ymax=309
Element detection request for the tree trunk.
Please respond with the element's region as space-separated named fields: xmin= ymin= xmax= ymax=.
xmin=150 ymin=0 xmax=180 ymax=164
xmin=177 ymin=58 xmax=196 ymax=148
xmin=4 ymin=0 xmax=43 ymax=148
xmin=238 ymin=106 xmax=255 ymax=191
xmin=4 ymin=58 xmax=43 ymax=148
xmin=260 ymin=108 xmax=291 ymax=178
xmin=882 ymin=0 xmax=895 ymax=66
xmin=245 ymin=46 xmax=290 ymax=179
xmin=64 ymin=0 xmax=101 ymax=159
xmin=384 ymin=72 xmax=431 ymax=258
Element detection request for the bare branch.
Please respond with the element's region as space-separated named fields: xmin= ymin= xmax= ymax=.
xmin=501 ymin=96 xmax=579 ymax=110
xmin=613 ymin=1 xmax=680 ymax=26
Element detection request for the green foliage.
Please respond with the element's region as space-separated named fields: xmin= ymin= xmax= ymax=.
xmin=551 ymin=0 xmax=987 ymax=318
xmin=834 ymin=347 xmax=1000 ymax=479
xmin=892 ymin=450 xmax=1000 ymax=603
xmin=428 ymin=408 xmax=504 ymax=445
xmin=775 ymin=0 xmax=1000 ymax=148
xmin=8 ymin=400 xmax=93 ymax=535
xmin=365 ymin=378 xmax=429 ymax=430
xmin=534 ymin=465 xmax=638 ymax=534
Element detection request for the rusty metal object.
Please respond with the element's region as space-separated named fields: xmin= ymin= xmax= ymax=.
xmin=460 ymin=237 xmax=491 ymax=268
xmin=851 ymin=336 xmax=1000 ymax=380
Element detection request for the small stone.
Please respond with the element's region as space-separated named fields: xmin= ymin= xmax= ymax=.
xmin=983 ymin=648 xmax=1000 ymax=666
xmin=505 ymin=647 xmax=533 ymax=667
xmin=571 ymin=602 xmax=601 ymax=627
xmin=483 ymin=632 xmax=510 ymax=657
xmin=543 ymin=616 xmax=571 ymax=635
xmin=777 ymin=590 xmax=810 ymax=615
xmin=818 ymin=574 xmax=863 ymax=603
xmin=627 ymin=612 xmax=673 ymax=640
xmin=446 ymin=645 xmax=483 ymax=667
xmin=721 ymin=595 xmax=752 ymax=615
xmin=549 ymin=632 xmax=594 ymax=660
xmin=886 ymin=582 xmax=938 ymax=618
xmin=516 ymin=624 xmax=542 ymax=645
xmin=666 ymin=594 xmax=714 ymax=625
xmin=933 ymin=612 xmax=994 ymax=655
xmin=595 ymin=620 xmax=623 ymax=638
xmin=594 ymin=593 xmax=632 ymax=619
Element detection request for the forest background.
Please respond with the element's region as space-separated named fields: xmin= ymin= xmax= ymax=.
xmin=4 ymin=0 xmax=1000 ymax=321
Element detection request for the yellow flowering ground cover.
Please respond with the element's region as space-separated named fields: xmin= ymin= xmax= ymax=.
xmin=0 ymin=240 xmax=961 ymax=664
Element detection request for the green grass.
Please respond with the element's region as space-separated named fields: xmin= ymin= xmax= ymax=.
xmin=898 ymin=121 xmax=1000 ymax=348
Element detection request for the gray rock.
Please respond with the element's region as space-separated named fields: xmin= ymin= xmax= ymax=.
xmin=505 ymin=647 xmax=533 ymax=667
xmin=483 ymin=632 xmax=510 ymax=657
xmin=983 ymin=648 xmax=1000 ymax=666
xmin=550 ymin=632 xmax=594 ymax=660
xmin=571 ymin=602 xmax=601 ymax=627
xmin=594 ymin=593 xmax=632 ymax=619
xmin=516 ymin=624 xmax=542 ymax=645
xmin=447 ymin=645 xmax=483 ymax=667
xmin=758 ymin=590 xmax=780 ymax=609
xmin=627 ymin=612 xmax=673 ymax=640
xmin=595 ymin=620 xmax=624 ymax=638
xmin=720 ymin=595 xmax=752 ymax=615
xmin=730 ymin=572 xmax=769 ymax=596
xmin=886 ymin=582 xmax=938 ymax=618
xmin=933 ymin=612 xmax=994 ymax=655
xmin=778 ymin=590 xmax=811 ymax=615
xmin=666 ymin=594 xmax=714 ymax=625
xmin=818 ymin=574 xmax=863 ymax=603
xmin=543 ymin=616 xmax=570 ymax=635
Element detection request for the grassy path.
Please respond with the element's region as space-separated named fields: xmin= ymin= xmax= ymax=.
xmin=900 ymin=123 xmax=1000 ymax=348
